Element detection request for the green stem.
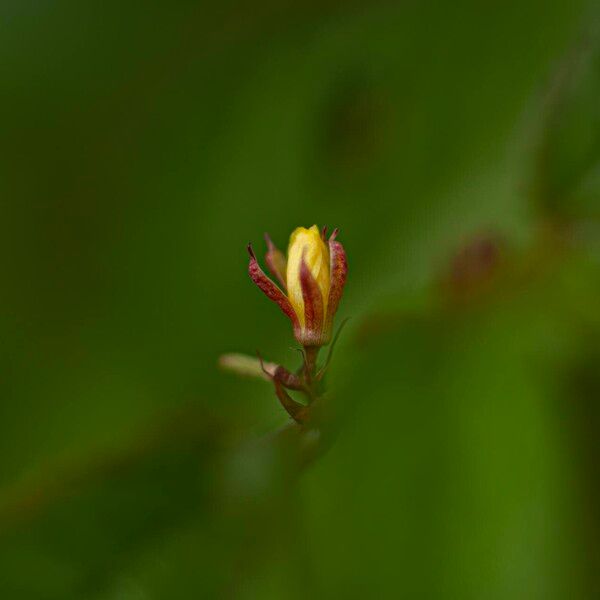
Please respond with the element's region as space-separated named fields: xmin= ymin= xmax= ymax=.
xmin=302 ymin=346 xmax=320 ymax=402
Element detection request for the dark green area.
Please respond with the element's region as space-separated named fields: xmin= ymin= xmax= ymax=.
xmin=1 ymin=1 xmax=599 ymax=598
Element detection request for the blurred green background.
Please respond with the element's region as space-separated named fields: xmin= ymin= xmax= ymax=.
xmin=2 ymin=0 xmax=600 ymax=598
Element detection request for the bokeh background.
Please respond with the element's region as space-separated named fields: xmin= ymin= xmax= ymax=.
xmin=2 ymin=1 xmax=600 ymax=598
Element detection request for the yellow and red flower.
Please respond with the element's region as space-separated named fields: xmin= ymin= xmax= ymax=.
xmin=248 ymin=225 xmax=348 ymax=347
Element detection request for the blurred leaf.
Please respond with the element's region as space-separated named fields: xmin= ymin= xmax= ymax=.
xmin=532 ymin=9 xmax=600 ymax=221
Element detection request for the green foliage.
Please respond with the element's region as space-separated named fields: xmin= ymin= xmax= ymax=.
xmin=1 ymin=0 xmax=599 ymax=598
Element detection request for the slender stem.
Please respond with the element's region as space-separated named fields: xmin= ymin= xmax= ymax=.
xmin=302 ymin=346 xmax=320 ymax=397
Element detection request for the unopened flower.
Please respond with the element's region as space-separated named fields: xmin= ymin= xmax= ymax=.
xmin=248 ymin=225 xmax=348 ymax=347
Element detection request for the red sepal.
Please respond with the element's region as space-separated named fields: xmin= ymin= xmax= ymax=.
xmin=298 ymin=251 xmax=325 ymax=346
xmin=264 ymin=233 xmax=287 ymax=290
xmin=248 ymin=244 xmax=299 ymax=328
xmin=324 ymin=234 xmax=348 ymax=338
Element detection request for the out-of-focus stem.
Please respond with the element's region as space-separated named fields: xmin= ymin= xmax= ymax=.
xmin=219 ymin=353 xmax=277 ymax=380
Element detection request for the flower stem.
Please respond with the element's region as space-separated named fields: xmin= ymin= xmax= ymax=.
xmin=303 ymin=346 xmax=320 ymax=401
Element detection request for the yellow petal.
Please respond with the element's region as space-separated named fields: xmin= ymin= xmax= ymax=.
xmin=286 ymin=225 xmax=330 ymax=327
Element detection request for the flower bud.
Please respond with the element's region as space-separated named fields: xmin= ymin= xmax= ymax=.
xmin=286 ymin=225 xmax=330 ymax=344
xmin=247 ymin=225 xmax=347 ymax=347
